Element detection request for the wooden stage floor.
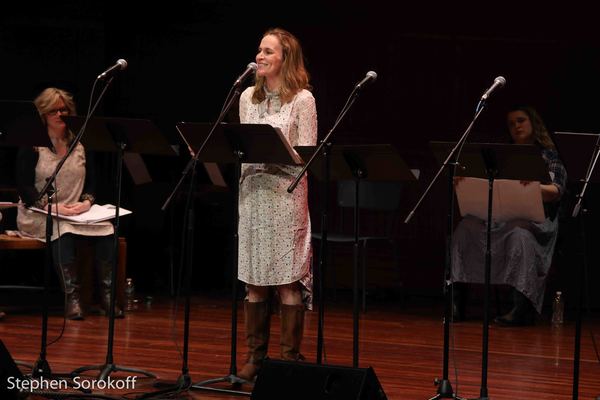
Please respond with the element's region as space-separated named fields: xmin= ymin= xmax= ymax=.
xmin=1 ymin=293 xmax=600 ymax=399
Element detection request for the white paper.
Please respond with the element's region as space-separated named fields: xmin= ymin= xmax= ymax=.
xmin=455 ymin=177 xmax=545 ymax=223
xmin=30 ymin=204 xmax=132 ymax=224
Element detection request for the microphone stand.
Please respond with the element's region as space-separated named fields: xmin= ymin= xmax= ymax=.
xmin=570 ymin=133 xmax=600 ymax=400
xmin=405 ymin=100 xmax=488 ymax=400
xmin=288 ymin=83 xmax=366 ymax=366
xmin=32 ymin=77 xmax=114 ymax=382
xmin=151 ymin=79 xmax=250 ymax=398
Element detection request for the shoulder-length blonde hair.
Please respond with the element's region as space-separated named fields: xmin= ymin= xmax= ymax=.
xmin=508 ymin=105 xmax=555 ymax=149
xmin=252 ymin=28 xmax=311 ymax=104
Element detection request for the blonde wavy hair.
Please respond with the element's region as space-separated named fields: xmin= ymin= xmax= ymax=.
xmin=252 ymin=28 xmax=311 ymax=104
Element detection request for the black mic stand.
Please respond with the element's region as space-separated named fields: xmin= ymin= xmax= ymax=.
xmin=405 ymin=100 xmax=489 ymax=400
xmin=569 ymin=133 xmax=600 ymax=400
xmin=150 ymin=79 xmax=250 ymax=398
xmin=288 ymin=83 xmax=368 ymax=366
xmin=32 ymin=77 xmax=116 ymax=383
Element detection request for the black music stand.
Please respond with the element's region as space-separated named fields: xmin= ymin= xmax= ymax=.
xmin=64 ymin=116 xmax=175 ymax=381
xmin=168 ymin=122 xmax=303 ymax=396
xmin=296 ymin=144 xmax=415 ymax=368
xmin=431 ymin=141 xmax=549 ymax=399
xmin=553 ymin=131 xmax=600 ymax=400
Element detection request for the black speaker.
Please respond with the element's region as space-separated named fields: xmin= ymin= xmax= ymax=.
xmin=0 ymin=340 xmax=23 ymax=400
xmin=251 ymin=359 xmax=387 ymax=400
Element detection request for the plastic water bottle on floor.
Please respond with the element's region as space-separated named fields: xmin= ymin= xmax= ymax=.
xmin=125 ymin=278 xmax=137 ymax=311
xmin=551 ymin=291 xmax=564 ymax=326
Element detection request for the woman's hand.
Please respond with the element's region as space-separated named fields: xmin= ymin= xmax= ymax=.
xmin=540 ymin=183 xmax=560 ymax=203
xmin=453 ymin=176 xmax=465 ymax=186
xmin=48 ymin=200 xmax=91 ymax=216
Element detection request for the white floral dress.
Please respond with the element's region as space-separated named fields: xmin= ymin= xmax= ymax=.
xmin=237 ymin=86 xmax=317 ymax=309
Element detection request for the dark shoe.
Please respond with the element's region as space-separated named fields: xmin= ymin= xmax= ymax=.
xmin=60 ymin=263 xmax=84 ymax=321
xmin=99 ymin=261 xmax=124 ymax=319
xmin=494 ymin=289 xmax=534 ymax=327
xmin=0 ymin=310 xmax=6 ymax=320
xmin=238 ymin=301 xmax=271 ymax=382
xmin=102 ymin=293 xmax=125 ymax=319
xmin=66 ymin=294 xmax=84 ymax=321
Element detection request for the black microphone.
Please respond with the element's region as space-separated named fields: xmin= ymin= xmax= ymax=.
xmin=97 ymin=59 xmax=128 ymax=80
xmin=480 ymin=76 xmax=506 ymax=101
xmin=355 ymin=71 xmax=378 ymax=90
xmin=234 ymin=62 xmax=258 ymax=86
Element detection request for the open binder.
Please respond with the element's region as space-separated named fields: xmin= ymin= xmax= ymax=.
xmin=430 ymin=141 xmax=551 ymax=223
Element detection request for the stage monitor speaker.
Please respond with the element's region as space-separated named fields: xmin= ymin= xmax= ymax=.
xmin=251 ymin=359 xmax=387 ymax=400
xmin=0 ymin=340 xmax=24 ymax=400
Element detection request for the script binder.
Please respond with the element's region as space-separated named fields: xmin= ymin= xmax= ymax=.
xmin=29 ymin=204 xmax=132 ymax=225
xmin=455 ymin=177 xmax=545 ymax=223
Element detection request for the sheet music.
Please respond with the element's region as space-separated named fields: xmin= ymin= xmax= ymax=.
xmin=29 ymin=204 xmax=132 ymax=224
xmin=455 ymin=177 xmax=545 ymax=223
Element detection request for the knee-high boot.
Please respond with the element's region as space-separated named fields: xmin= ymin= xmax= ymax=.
xmin=99 ymin=261 xmax=124 ymax=319
xmin=238 ymin=301 xmax=271 ymax=382
xmin=280 ymin=304 xmax=305 ymax=361
xmin=59 ymin=263 xmax=84 ymax=320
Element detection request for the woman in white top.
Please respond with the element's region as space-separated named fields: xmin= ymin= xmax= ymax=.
xmin=237 ymin=28 xmax=317 ymax=381
xmin=16 ymin=88 xmax=120 ymax=320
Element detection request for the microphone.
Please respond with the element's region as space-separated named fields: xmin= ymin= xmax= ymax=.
xmin=234 ymin=62 xmax=258 ymax=86
xmin=97 ymin=59 xmax=128 ymax=80
xmin=480 ymin=76 xmax=506 ymax=101
xmin=355 ymin=71 xmax=378 ymax=90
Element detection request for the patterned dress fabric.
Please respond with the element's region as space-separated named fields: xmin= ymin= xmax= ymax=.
xmin=237 ymin=86 xmax=317 ymax=309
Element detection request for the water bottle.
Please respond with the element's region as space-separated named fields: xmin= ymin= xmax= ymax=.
xmin=125 ymin=278 xmax=137 ymax=311
xmin=551 ymin=291 xmax=564 ymax=326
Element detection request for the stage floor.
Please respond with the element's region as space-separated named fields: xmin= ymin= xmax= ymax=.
xmin=2 ymin=292 xmax=600 ymax=399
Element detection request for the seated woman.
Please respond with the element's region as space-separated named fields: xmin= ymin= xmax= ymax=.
xmin=16 ymin=87 xmax=122 ymax=320
xmin=451 ymin=105 xmax=567 ymax=326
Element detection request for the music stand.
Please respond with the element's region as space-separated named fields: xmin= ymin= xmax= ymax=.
xmin=553 ymin=131 xmax=600 ymax=400
xmin=64 ymin=115 xmax=175 ymax=381
xmin=172 ymin=122 xmax=302 ymax=396
xmin=431 ymin=141 xmax=549 ymax=399
xmin=296 ymin=144 xmax=415 ymax=368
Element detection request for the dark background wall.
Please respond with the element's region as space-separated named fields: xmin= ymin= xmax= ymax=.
xmin=1 ymin=2 xmax=599 ymax=305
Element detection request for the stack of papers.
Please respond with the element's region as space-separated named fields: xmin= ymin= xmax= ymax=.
xmin=30 ymin=204 xmax=132 ymax=224
xmin=455 ymin=177 xmax=545 ymax=223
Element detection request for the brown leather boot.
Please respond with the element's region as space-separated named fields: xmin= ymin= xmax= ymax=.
xmin=280 ymin=304 xmax=305 ymax=361
xmin=60 ymin=263 xmax=84 ymax=320
xmin=100 ymin=261 xmax=124 ymax=319
xmin=238 ymin=301 xmax=270 ymax=382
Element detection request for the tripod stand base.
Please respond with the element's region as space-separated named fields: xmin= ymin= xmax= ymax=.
xmin=71 ymin=362 xmax=156 ymax=381
xmin=428 ymin=379 xmax=467 ymax=400
xmin=191 ymin=374 xmax=252 ymax=396
xmin=32 ymin=357 xmax=52 ymax=378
